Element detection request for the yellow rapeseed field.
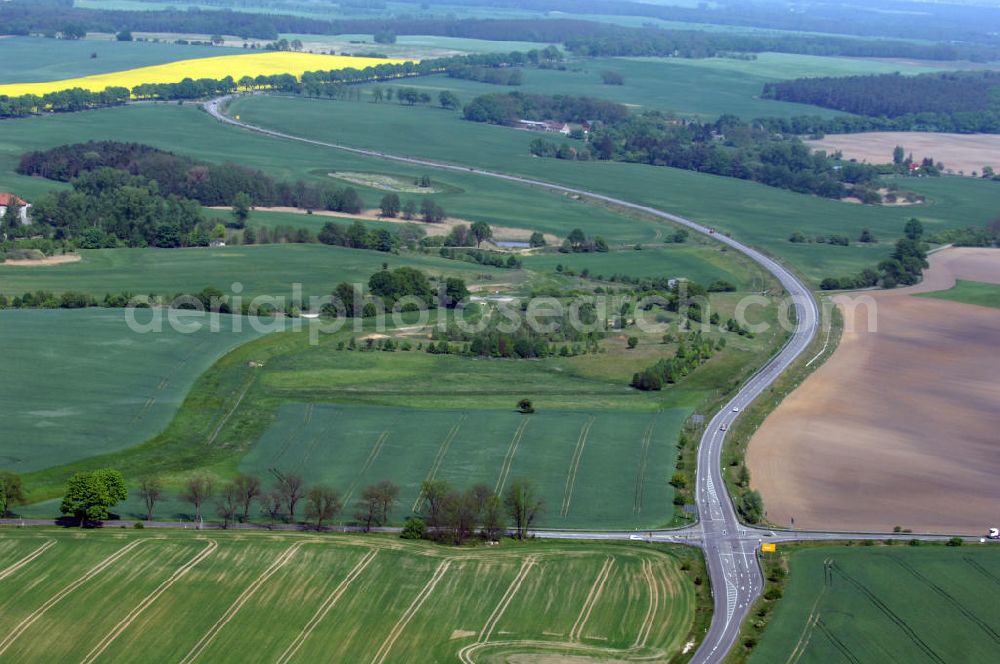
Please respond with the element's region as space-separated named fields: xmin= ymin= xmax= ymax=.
xmin=0 ymin=52 xmax=410 ymax=96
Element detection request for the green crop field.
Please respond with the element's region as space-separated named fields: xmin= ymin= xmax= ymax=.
xmin=0 ymin=308 xmax=264 ymax=473
xmin=919 ymin=279 xmax=1000 ymax=310
xmin=0 ymin=244 xmax=490 ymax=301
xmin=0 ymin=36 xmax=230 ymax=84
xmin=749 ymin=545 xmax=1000 ymax=663
xmin=237 ymin=404 xmax=686 ymax=530
xmin=227 ymin=94 xmax=1000 ymax=283
xmin=0 ymin=529 xmax=705 ymax=663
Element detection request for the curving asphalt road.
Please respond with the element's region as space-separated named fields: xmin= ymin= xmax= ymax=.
xmin=201 ymin=96 xmax=981 ymax=663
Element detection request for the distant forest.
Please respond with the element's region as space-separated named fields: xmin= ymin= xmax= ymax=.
xmin=764 ymin=72 xmax=1000 ymax=118
xmin=762 ymin=71 xmax=1000 ymax=134
xmin=2 ymin=2 xmax=997 ymax=63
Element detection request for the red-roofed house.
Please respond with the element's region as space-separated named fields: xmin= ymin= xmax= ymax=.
xmin=0 ymin=194 xmax=30 ymax=224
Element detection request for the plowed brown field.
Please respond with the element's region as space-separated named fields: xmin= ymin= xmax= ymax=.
xmin=747 ymin=248 xmax=1000 ymax=534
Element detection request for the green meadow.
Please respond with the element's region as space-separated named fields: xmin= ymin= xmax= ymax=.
xmin=0 ymin=529 xmax=705 ymax=664
xmin=749 ymin=545 xmax=1000 ymax=663
xmin=919 ymin=279 xmax=1000 ymax=310
xmin=0 ymin=308 xmax=263 ymax=473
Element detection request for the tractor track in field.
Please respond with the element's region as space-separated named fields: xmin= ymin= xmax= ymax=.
xmin=342 ymin=429 xmax=392 ymax=507
xmin=411 ymin=415 xmax=467 ymax=513
xmin=560 ymin=417 xmax=594 ymax=518
xmin=0 ymin=540 xmax=55 ymax=583
xmin=276 ymin=548 xmax=379 ymax=664
xmin=370 ymin=559 xmax=452 ymax=664
xmin=0 ymin=538 xmax=152 ymax=657
xmin=832 ymin=562 xmax=945 ymax=664
xmin=632 ymin=420 xmax=655 ymax=516
xmin=570 ymin=557 xmax=615 ymax=642
xmin=632 ymin=558 xmax=660 ymax=649
xmin=890 ymin=555 xmax=1000 ymax=645
xmin=457 ymin=555 xmax=539 ymax=663
xmin=81 ymin=539 xmax=218 ymax=664
xmin=495 ymin=419 xmax=529 ymax=496
xmin=179 ymin=539 xmax=314 ymax=664
xmin=964 ymin=556 xmax=1000 ymax=588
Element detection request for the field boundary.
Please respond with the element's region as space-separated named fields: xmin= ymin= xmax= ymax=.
xmin=276 ymin=547 xmax=379 ymax=664
xmin=81 ymin=538 xmax=218 ymax=664
xmin=0 ymin=538 xmax=150 ymax=656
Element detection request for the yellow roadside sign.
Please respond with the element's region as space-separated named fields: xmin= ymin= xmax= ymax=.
xmin=761 ymin=543 xmax=777 ymax=553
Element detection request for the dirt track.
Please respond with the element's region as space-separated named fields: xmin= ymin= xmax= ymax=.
xmin=747 ymin=248 xmax=1000 ymax=534
xmin=806 ymin=132 xmax=1000 ymax=175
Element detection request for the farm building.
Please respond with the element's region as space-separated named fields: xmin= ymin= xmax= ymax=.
xmin=517 ymin=119 xmax=572 ymax=135
xmin=0 ymin=193 xmax=30 ymax=224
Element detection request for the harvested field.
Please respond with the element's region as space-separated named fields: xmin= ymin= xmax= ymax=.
xmin=748 ymin=248 xmax=1000 ymax=534
xmin=806 ymin=132 xmax=1000 ymax=176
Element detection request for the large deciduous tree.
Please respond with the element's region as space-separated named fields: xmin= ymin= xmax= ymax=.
xmin=60 ymin=469 xmax=128 ymax=527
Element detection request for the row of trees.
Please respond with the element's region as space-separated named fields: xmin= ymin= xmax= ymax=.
xmin=49 ymin=465 xmax=541 ymax=538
